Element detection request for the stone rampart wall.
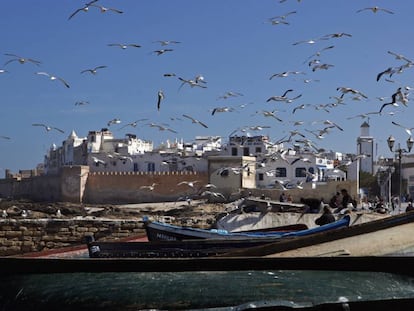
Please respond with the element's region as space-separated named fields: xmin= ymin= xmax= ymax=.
xmin=0 ymin=167 xmax=209 ymax=204
xmin=84 ymin=171 xmax=209 ymax=204
xmin=0 ymin=218 xmax=144 ymax=256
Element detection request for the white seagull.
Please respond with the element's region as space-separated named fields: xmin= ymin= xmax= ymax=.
xmin=4 ymin=53 xmax=41 ymax=66
xmin=157 ymin=90 xmax=164 ymax=111
xmin=356 ymin=6 xmax=394 ymax=14
xmin=35 ymin=72 xmax=70 ymax=88
xmin=32 ymin=123 xmax=64 ymax=133
xmin=140 ymin=183 xmax=158 ymax=191
xmin=154 ymin=40 xmax=181 ymax=46
xmin=68 ymin=0 xmax=99 ymax=20
xmin=107 ymin=118 xmax=121 ymax=127
xmin=81 ymin=65 xmax=107 ymax=75
xmin=391 ymin=121 xmax=414 ymax=136
xmin=107 ymin=43 xmax=141 ymax=49
xmin=147 ymin=123 xmax=177 ymax=133
xmin=182 ymin=114 xmax=208 ymax=128
xmin=89 ymin=3 xmax=123 ymax=14
xmin=152 ymin=49 xmax=174 ymax=56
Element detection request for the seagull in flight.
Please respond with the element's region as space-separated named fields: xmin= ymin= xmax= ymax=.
xmin=152 ymin=49 xmax=174 ymax=56
xmin=387 ymin=51 xmax=413 ymax=63
xmin=154 ymin=40 xmax=181 ymax=46
xmin=89 ymin=3 xmax=123 ymax=14
xmin=81 ymin=65 xmax=107 ymax=75
xmin=147 ymin=123 xmax=177 ymax=133
xmin=107 ymin=43 xmax=141 ymax=49
xmin=379 ymin=87 xmax=405 ymax=113
xmin=107 ymin=118 xmax=121 ymax=127
xmin=32 ymin=123 xmax=64 ymax=133
xmin=391 ymin=121 xmax=414 ymax=136
xmin=4 ymin=53 xmax=41 ymax=66
xmin=68 ymin=0 xmax=99 ymax=20
xmin=0 ymin=135 xmax=11 ymax=140
xmin=292 ymin=37 xmax=328 ymax=46
xmin=157 ymin=90 xmax=164 ymax=111
xmin=217 ymin=91 xmax=244 ymax=100
xmin=119 ymin=119 xmax=148 ymax=129
xmin=337 ymin=86 xmax=368 ymax=99
xmin=75 ymin=101 xmax=90 ymax=106
xmin=356 ymin=6 xmax=394 ymax=14
xmin=266 ymin=89 xmax=301 ymax=103
xmin=35 ymin=72 xmax=70 ymax=88
xmin=269 ymin=71 xmax=304 ymax=80
xmin=211 ymin=106 xmax=235 ymax=115
xmin=178 ymin=77 xmax=207 ymax=90
xmin=182 ymin=114 xmax=208 ymax=128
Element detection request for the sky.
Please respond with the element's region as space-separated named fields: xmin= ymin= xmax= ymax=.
xmin=1 ymin=0 xmax=414 ymax=174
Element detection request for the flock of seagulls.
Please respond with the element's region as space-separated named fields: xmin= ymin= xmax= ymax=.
xmin=1 ymin=1 xmax=413 ymax=183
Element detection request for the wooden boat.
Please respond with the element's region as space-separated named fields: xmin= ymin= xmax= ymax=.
xmin=144 ymin=215 xmax=350 ymax=241
xmin=87 ymin=238 xmax=288 ymax=258
xmin=222 ymin=211 xmax=414 ymax=257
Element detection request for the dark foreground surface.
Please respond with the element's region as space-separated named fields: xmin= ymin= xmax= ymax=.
xmin=1 ymin=257 xmax=414 ymax=310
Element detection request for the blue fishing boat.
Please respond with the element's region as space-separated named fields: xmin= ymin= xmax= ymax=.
xmin=144 ymin=215 xmax=350 ymax=241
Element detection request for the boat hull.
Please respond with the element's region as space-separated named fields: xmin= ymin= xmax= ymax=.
xmin=144 ymin=216 xmax=350 ymax=241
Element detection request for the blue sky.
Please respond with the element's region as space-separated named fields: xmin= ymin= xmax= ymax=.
xmin=1 ymin=0 xmax=414 ymax=173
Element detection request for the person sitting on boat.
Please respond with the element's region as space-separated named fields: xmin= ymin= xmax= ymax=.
xmin=406 ymin=200 xmax=414 ymax=212
xmin=329 ymin=192 xmax=340 ymax=210
xmin=279 ymin=192 xmax=287 ymax=202
xmin=315 ymin=205 xmax=336 ymax=226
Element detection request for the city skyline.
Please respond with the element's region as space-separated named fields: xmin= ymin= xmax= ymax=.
xmin=1 ymin=1 xmax=414 ymax=173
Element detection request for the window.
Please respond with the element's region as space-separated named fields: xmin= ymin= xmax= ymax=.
xmin=133 ymin=163 xmax=139 ymax=172
xmin=231 ymin=147 xmax=238 ymax=156
xmin=295 ymin=167 xmax=307 ymax=177
xmin=276 ymin=167 xmax=287 ymax=177
xmin=255 ymin=147 xmax=262 ymax=153
xmin=147 ymin=162 xmax=155 ymax=172
xmin=243 ymin=147 xmax=250 ymax=156
xmin=258 ymin=173 xmax=264 ymax=181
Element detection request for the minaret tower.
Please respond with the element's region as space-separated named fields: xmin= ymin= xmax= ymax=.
xmin=357 ymin=121 xmax=374 ymax=173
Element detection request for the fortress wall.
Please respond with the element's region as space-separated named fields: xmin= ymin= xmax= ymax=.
xmin=0 ymin=218 xmax=144 ymax=256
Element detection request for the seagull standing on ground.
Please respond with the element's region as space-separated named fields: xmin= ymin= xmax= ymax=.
xmin=140 ymin=183 xmax=158 ymax=191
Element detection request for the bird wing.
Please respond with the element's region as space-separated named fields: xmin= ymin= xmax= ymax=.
xmin=52 ymin=127 xmax=65 ymax=133
xmin=35 ymin=71 xmax=50 ymax=77
xmin=57 ymin=77 xmax=70 ymax=88
xmin=32 ymin=123 xmax=46 ymax=128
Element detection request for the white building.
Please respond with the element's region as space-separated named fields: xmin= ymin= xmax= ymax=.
xmin=357 ymin=121 xmax=374 ymax=174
